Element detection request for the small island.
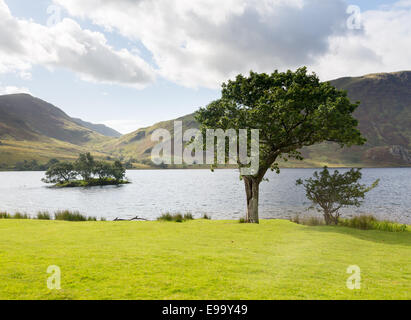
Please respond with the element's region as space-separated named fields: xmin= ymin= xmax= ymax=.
xmin=42 ymin=153 xmax=129 ymax=187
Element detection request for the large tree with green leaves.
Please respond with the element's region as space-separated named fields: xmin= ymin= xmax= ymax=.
xmin=196 ymin=68 xmax=365 ymax=223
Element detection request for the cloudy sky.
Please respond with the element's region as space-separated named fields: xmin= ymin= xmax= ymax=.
xmin=0 ymin=0 xmax=410 ymax=133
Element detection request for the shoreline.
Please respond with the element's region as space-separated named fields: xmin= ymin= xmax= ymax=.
xmin=1 ymin=213 xmax=410 ymax=228
xmin=1 ymin=166 xmax=411 ymax=173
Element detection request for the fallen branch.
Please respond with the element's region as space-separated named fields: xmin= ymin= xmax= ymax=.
xmin=114 ymin=216 xmax=148 ymax=221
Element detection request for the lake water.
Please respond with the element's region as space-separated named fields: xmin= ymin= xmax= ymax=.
xmin=0 ymin=168 xmax=410 ymax=223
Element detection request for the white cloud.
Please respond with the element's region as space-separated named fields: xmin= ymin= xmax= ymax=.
xmin=0 ymin=0 xmax=155 ymax=88
xmin=54 ymin=0 xmax=349 ymax=87
xmin=2 ymin=0 xmax=410 ymax=90
xmin=313 ymin=1 xmax=411 ymax=79
xmin=0 ymin=85 xmax=31 ymax=95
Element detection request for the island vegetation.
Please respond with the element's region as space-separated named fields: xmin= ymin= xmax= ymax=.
xmin=42 ymin=153 xmax=128 ymax=187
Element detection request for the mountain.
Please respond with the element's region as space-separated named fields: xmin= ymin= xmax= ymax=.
xmin=100 ymin=114 xmax=197 ymax=162
xmin=0 ymin=94 xmax=116 ymax=167
xmin=103 ymin=71 xmax=411 ymax=167
xmin=328 ymin=71 xmax=411 ymax=165
xmin=72 ymin=118 xmax=121 ymax=138
xmin=0 ymin=94 xmax=114 ymax=143
xmin=1 ymin=71 xmax=410 ymax=169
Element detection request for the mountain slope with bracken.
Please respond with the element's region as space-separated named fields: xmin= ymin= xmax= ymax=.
xmin=104 ymin=71 xmax=411 ymax=167
xmin=0 ymin=94 xmax=114 ymax=166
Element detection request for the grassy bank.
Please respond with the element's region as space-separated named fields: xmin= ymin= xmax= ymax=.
xmin=0 ymin=219 xmax=409 ymax=300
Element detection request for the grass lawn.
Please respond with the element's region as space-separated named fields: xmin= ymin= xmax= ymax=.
xmin=0 ymin=219 xmax=409 ymax=300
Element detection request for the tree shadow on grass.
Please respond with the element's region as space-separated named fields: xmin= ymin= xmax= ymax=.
xmin=307 ymin=225 xmax=411 ymax=247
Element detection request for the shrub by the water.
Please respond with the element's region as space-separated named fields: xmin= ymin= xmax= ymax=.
xmin=0 ymin=210 xmax=104 ymax=222
xmin=0 ymin=212 xmax=11 ymax=219
xmin=157 ymin=213 xmax=194 ymax=223
xmin=291 ymin=215 xmax=325 ymax=226
xmin=183 ymin=213 xmax=194 ymax=221
xmin=37 ymin=211 xmax=51 ymax=220
xmin=296 ymin=167 xmax=379 ymax=225
xmin=54 ymin=210 xmax=88 ymax=222
xmin=13 ymin=212 xmax=30 ymax=219
xmin=339 ymin=215 xmax=407 ymax=232
xmin=292 ymin=213 xmax=408 ymax=233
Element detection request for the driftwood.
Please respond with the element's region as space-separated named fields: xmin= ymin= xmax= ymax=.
xmin=114 ymin=216 xmax=148 ymax=221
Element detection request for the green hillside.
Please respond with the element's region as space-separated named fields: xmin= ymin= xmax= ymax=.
xmin=99 ymin=113 xmax=198 ymax=162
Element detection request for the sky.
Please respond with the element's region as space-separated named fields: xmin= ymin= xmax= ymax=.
xmin=0 ymin=0 xmax=409 ymax=134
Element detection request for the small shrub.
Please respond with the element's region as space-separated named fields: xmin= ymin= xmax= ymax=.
xmin=339 ymin=215 xmax=376 ymax=230
xmin=87 ymin=216 xmax=97 ymax=221
xmin=157 ymin=213 xmax=174 ymax=222
xmin=239 ymin=218 xmax=246 ymax=224
xmin=291 ymin=215 xmax=300 ymax=225
xmin=202 ymin=214 xmax=211 ymax=220
xmin=13 ymin=212 xmax=30 ymax=219
xmin=297 ymin=167 xmax=379 ymax=225
xmin=305 ymin=216 xmax=325 ymax=226
xmin=339 ymin=215 xmax=408 ymax=232
xmin=174 ymin=214 xmax=184 ymax=223
xmin=54 ymin=210 xmax=87 ymax=221
xmin=291 ymin=215 xmax=325 ymax=226
xmin=183 ymin=213 xmax=194 ymax=221
xmin=157 ymin=213 xmax=193 ymax=223
xmin=0 ymin=212 xmax=11 ymax=219
xmin=37 ymin=211 xmax=51 ymax=220
xmin=100 ymin=217 xmax=107 ymax=221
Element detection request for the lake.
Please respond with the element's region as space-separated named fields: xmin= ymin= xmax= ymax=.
xmin=0 ymin=168 xmax=410 ymax=223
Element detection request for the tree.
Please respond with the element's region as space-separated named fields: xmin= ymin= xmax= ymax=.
xmin=75 ymin=153 xmax=95 ymax=181
xmin=196 ymin=68 xmax=365 ymax=223
xmin=45 ymin=158 xmax=60 ymax=169
xmin=93 ymin=161 xmax=113 ymax=181
xmin=111 ymin=160 xmax=126 ymax=182
xmin=296 ymin=167 xmax=379 ymax=225
xmin=42 ymin=162 xmax=76 ymax=184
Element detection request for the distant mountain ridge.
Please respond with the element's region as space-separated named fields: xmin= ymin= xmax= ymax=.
xmin=72 ymin=118 xmax=121 ymax=138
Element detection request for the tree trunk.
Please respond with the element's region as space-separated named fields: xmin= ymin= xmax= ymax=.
xmin=244 ymin=176 xmax=260 ymax=224
xmin=324 ymin=211 xmax=339 ymax=225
